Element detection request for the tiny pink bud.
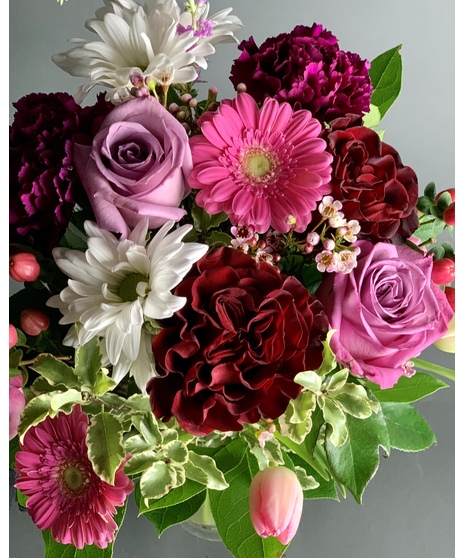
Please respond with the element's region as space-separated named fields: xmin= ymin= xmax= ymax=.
xmin=431 ymin=258 xmax=455 ymax=285
xmin=323 ymin=239 xmax=335 ymax=251
xmin=236 ymin=83 xmax=247 ymax=93
xmin=435 ymin=188 xmax=455 ymax=203
xmin=249 ymin=466 xmax=303 ymax=545
xmin=181 ymin=93 xmax=192 ymax=104
xmin=9 ymin=252 xmax=40 ymax=282
xmin=168 ymin=102 xmax=179 ymax=114
xmin=20 ymin=309 xmax=50 ymax=336
xmin=257 ymin=240 xmax=267 ymax=250
xmin=189 ymin=98 xmax=198 ymax=108
xmin=9 ymin=324 xmax=18 ymax=349
xmin=443 ymin=202 xmax=455 ymax=226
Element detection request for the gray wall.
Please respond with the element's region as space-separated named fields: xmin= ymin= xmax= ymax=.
xmin=9 ymin=1 xmax=454 ymax=557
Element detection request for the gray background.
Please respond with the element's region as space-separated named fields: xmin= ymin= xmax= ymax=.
xmin=9 ymin=1 xmax=455 ymax=557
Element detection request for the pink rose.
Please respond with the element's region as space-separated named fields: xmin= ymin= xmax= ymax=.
xmin=74 ymin=97 xmax=192 ymax=238
xmin=317 ymin=240 xmax=454 ymax=388
xmin=9 ymin=375 xmax=25 ymax=440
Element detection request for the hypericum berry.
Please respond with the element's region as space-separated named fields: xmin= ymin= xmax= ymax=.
xmin=431 ymin=258 xmax=455 ymax=285
xmin=9 ymin=252 xmax=40 ymax=282
xmin=443 ymin=202 xmax=455 ymax=226
xmin=20 ymin=309 xmax=50 ymax=336
xmin=435 ymin=188 xmax=455 ymax=203
xmin=9 ymin=324 xmax=18 ymax=349
xmin=444 ymin=286 xmax=455 ymax=312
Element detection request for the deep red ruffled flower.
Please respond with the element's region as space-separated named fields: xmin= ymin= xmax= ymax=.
xmin=9 ymin=92 xmax=113 ymax=254
xmin=147 ymin=247 xmax=329 ymax=435
xmin=230 ymin=24 xmax=372 ymax=124
xmin=324 ymin=117 xmax=419 ymax=241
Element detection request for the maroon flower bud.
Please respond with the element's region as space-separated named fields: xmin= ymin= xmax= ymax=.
xmin=9 ymin=252 xmax=40 ymax=282
xmin=444 ymin=286 xmax=455 ymax=312
xmin=9 ymin=324 xmax=18 ymax=349
xmin=431 ymin=258 xmax=455 ymax=286
xmin=435 ymin=188 xmax=455 ymax=203
xmin=20 ymin=309 xmax=50 ymax=336
xmin=443 ymin=202 xmax=455 ymax=226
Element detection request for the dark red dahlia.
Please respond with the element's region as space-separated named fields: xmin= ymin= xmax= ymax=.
xmin=324 ymin=117 xmax=419 ymax=241
xmin=147 ymin=247 xmax=329 ymax=436
xmin=230 ymin=24 xmax=373 ymax=124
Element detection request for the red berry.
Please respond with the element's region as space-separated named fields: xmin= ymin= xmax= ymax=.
xmin=443 ymin=202 xmax=455 ymax=226
xmin=444 ymin=286 xmax=455 ymax=312
xmin=20 ymin=309 xmax=50 ymax=336
xmin=431 ymin=258 xmax=455 ymax=285
xmin=9 ymin=252 xmax=40 ymax=282
xmin=9 ymin=324 xmax=18 ymax=349
xmin=435 ymin=188 xmax=455 ymax=203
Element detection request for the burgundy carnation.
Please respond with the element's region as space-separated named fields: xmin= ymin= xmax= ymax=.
xmin=322 ymin=116 xmax=419 ymax=241
xmin=9 ymin=92 xmax=113 ymax=254
xmin=230 ymin=24 xmax=372 ymax=124
xmin=147 ymin=247 xmax=329 ymax=435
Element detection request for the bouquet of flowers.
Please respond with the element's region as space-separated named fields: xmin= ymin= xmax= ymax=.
xmin=9 ymin=1 xmax=455 ymax=557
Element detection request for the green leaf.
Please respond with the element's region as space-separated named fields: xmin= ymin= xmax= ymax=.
xmin=18 ymin=393 xmax=54 ymax=440
xmin=417 ymin=195 xmax=435 ymax=214
xmin=288 ymin=453 xmax=339 ymax=501
xmin=15 ymin=328 xmax=28 ymax=346
xmin=293 ymin=370 xmax=322 ymax=392
xmin=208 ymin=453 xmax=288 ymax=558
xmin=87 ymin=411 xmax=125 ymax=484
xmin=50 ymin=389 xmax=83 ymax=412
xmin=364 ymin=372 xmax=449 ymax=403
xmin=324 ymin=409 xmax=390 ymax=503
xmin=362 ymin=104 xmax=381 ymax=129
xmin=163 ymin=440 xmax=189 ymax=464
xmin=30 ymin=354 xmax=80 ymax=389
xmin=303 ymin=405 xmax=325 ymax=459
xmin=381 ymin=402 xmax=436 ymax=452
xmin=74 ymin=338 xmax=116 ymax=396
xmin=206 ymin=230 xmax=233 ymax=247
xmin=413 ymin=217 xmax=447 ymax=243
xmin=319 ymin=396 xmax=348 ymax=447
xmin=369 ymin=45 xmax=403 ymax=119
xmin=314 ymin=330 xmax=338 ymax=376
xmin=143 ymin=490 xmax=206 ymax=536
xmin=42 ymin=500 xmax=128 ymax=557
xmin=411 ymin=358 xmax=455 ymax=382
xmin=132 ymin=413 xmax=163 ymax=446
xmin=124 ymin=450 xmax=159 ymax=476
xmin=331 ymin=383 xmax=376 ymax=418
xmin=140 ymin=462 xmax=181 ymax=500
xmin=185 ymin=451 xmax=229 ymax=490
xmin=275 ymin=430 xmax=329 ymax=481
xmin=9 ymin=348 xmax=23 ymax=371
xmin=9 ymin=437 xmax=21 ymax=469
xmin=137 ymin=478 xmax=205 ymax=513
xmin=191 ymin=201 xmax=228 ymax=233
xmin=424 ymin=182 xmax=437 ymax=200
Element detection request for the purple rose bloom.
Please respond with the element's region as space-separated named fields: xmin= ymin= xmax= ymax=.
xmin=230 ymin=24 xmax=373 ymax=124
xmin=74 ymin=97 xmax=192 ymax=238
xmin=316 ymin=240 xmax=454 ymax=388
xmin=9 ymin=92 xmax=82 ymax=253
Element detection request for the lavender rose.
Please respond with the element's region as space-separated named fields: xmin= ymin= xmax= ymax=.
xmin=73 ymin=97 xmax=192 ymax=238
xmin=316 ymin=240 xmax=454 ymax=388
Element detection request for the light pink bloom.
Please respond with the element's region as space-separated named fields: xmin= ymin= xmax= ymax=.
xmin=315 ymin=250 xmax=340 ymax=273
xmin=74 ymin=97 xmax=192 ymax=239
xmin=249 ymin=466 xmax=303 ymax=545
xmin=15 ymin=405 xmax=133 ymax=549
xmin=189 ymin=93 xmax=332 ymax=234
xmin=9 ymin=375 xmax=25 ymax=440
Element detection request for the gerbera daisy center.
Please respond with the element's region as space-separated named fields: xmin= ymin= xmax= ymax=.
xmin=239 ymin=147 xmax=278 ymax=185
xmin=118 ymin=273 xmax=149 ymax=302
xmin=57 ymin=459 xmax=91 ymax=498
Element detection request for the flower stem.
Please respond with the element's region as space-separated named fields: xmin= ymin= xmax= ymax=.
xmin=411 ymin=358 xmax=455 ymax=381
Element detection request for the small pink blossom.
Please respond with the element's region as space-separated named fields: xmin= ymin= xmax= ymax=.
xmin=316 ymin=250 xmax=340 ymax=273
xmin=9 ymin=375 xmax=25 ymax=440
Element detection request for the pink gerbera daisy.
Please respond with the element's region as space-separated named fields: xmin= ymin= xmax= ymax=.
xmin=15 ymin=405 xmax=133 ymax=549
xmin=188 ymin=92 xmax=333 ymax=234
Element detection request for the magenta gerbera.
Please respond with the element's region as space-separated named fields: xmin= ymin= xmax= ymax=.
xmin=14 ymin=406 xmax=133 ymax=549
xmin=188 ymin=92 xmax=333 ymax=234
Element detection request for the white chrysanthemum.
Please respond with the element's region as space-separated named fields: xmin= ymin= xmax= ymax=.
xmin=52 ymin=0 xmax=242 ymax=104
xmin=47 ymin=218 xmax=208 ymax=390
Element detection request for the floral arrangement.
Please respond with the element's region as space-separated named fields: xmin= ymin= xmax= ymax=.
xmin=9 ymin=1 xmax=455 ymax=558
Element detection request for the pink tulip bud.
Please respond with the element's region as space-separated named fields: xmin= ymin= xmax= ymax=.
xmin=9 ymin=374 xmax=26 ymax=440
xmin=443 ymin=202 xmax=455 ymax=226
xmin=20 ymin=309 xmax=50 ymax=336
xmin=434 ymin=315 xmax=455 ymax=353
xmin=9 ymin=252 xmax=40 ymax=282
xmin=249 ymin=466 xmax=303 ymax=545
xmin=431 ymin=258 xmax=455 ymax=285
xmin=444 ymin=286 xmax=455 ymax=312
xmin=9 ymin=324 xmax=18 ymax=349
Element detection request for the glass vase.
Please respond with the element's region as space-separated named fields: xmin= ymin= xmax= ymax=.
xmin=181 ymin=495 xmax=222 ymax=542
